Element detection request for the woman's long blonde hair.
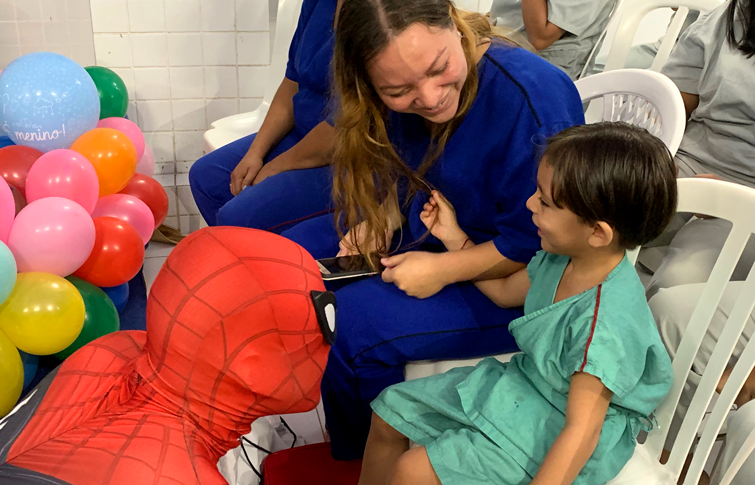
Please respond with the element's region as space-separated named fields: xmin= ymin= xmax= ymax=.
xmin=332 ymin=0 xmax=522 ymax=260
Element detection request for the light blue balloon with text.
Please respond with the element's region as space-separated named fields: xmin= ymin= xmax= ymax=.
xmin=0 ymin=52 xmax=100 ymax=152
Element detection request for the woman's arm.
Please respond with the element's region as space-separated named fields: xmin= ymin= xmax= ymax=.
xmin=252 ymin=121 xmax=336 ymax=184
xmin=681 ymin=92 xmax=700 ymax=120
xmin=247 ymin=77 xmax=298 ymax=159
xmin=530 ymin=372 xmax=612 ymax=485
xmin=521 ymin=0 xmax=566 ymax=51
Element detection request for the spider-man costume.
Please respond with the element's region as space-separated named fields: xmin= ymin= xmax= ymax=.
xmin=0 ymin=227 xmax=336 ymax=485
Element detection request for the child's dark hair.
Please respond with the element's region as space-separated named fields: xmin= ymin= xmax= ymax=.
xmin=542 ymin=122 xmax=677 ymax=250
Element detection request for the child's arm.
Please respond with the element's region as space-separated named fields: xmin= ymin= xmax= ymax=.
xmin=420 ymin=191 xmax=531 ymax=307
xmin=531 ymin=372 xmax=613 ymax=485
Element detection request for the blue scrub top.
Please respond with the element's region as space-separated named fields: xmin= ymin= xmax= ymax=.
xmin=388 ymin=43 xmax=585 ymax=263
xmin=285 ymin=0 xmax=337 ymax=139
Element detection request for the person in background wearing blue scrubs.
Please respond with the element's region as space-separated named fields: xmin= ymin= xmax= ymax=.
xmin=189 ymin=0 xmax=338 ymax=232
xmin=280 ymin=0 xmax=585 ymax=460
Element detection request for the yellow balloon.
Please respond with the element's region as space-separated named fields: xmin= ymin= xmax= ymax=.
xmin=0 ymin=273 xmax=85 ymax=355
xmin=0 ymin=329 xmax=23 ymax=418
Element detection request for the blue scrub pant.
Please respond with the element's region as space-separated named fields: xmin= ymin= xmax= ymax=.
xmin=189 ymin=132 xmax=333 ymax=232
xmin=281 ymin=214 xmax=523 ymax=460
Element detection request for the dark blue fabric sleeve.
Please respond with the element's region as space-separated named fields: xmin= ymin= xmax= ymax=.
xmin=284 ymin=0 xmax=319 ymax=83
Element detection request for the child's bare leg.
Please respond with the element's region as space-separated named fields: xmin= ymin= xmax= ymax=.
xmin=358 ymin=413 xmax=411 ymax=485
xmin=388 ymin=447 xmax=442 ymax=485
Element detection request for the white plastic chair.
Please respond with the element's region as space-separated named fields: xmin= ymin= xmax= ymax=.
xmin=407 ymin=178 xmax=755 ymax=484
xmin=576 ymin=68 xmax=686 ymax=154
xmin=202 ymin=0 xmax=305 ymax=153
xmin=595 ymin=0 xmax=724 ymax=73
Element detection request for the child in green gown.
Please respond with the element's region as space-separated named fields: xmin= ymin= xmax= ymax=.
xmin=362 ymin=122 xmax=679 ymax=485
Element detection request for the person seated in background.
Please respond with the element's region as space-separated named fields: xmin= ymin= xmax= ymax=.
xmin=189 ymin=0 xmax=339 ymax=232
xmin=489 ymin=0 xmax=618 ymax=79
xmin=646 ymin=0 xmax=755 ymax=298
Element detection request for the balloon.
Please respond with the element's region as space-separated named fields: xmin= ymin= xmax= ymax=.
xmin=0 ymin=177 xmax=12 ymax=243
xmin=8 ymin=197 xmax=95 ymax=276
xmin=92 ymin=194 xmax=155 ymax=245
xmin=118 ymin=174 xmax=169 ymax=228
xmin=0 ymin=241 xmax=16 ymax=305
xmin=71 ymin=128 xmax=137 ymax=196
xmin=101 ymin=282 xmax=129 ymax=313
xmin=74 ymin=217 xmax=145 ymax=287
xmin=0 ymin=272 xmax=85 ymax=355
xmin=0 ymin=136 xmax=15 ymax=149
xmin=136 ymin=145 xmax=155 ymax=177
xmin=0 ymin=52 xmax=100 ymax=152
xmin=55 ymin=277 xmax=119 ymax=360
xmin=19 ymin=350 xmax=38 ymax=390
xmin=0 ymin=145 xmax=44 ymax=196
xmin=25 ymin=149 xmax=100 ymax=213
xmin=0 ymin=329 xmax=23 ymax=417
xmin=85 ymin=66 xmax=128 ymax=119
xmin=10 ymin=185 xmax=25 ymax=215
xmin=97 ymin=118 xmax=145 ymax=162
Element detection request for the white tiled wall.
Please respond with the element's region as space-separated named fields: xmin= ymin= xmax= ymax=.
xmin=0 ymin=0 xmax=95 ymax=68
xmin=90 ymin=0 xmax=271 ymax=234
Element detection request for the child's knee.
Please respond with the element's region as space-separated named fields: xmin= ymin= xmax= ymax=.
xmin=388 ymin=448 xmax=439 ymax=485
xmin=370 ymin=413 xmax=407 ymax=443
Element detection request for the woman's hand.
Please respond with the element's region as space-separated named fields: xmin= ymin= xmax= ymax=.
xmin=252 ymin=155 xmax=288 ymax=185
xmin=381 ymin=252 xmax=450 ymax=299
xmin=420 ymin=190 xmax=468 ymax=250
xmin=230 ymin=152 xmax=264 ymax=195
xmin=337 ymin=220 xmax=395 ymax=257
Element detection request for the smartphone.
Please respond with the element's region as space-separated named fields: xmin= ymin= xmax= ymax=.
xmin=316 ymin=254 xmax=384 ymax=281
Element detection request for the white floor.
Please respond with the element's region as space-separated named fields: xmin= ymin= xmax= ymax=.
xmin=144 ymin=242 xmax=327 ymax=445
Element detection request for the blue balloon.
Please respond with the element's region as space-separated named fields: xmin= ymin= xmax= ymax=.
xmin=19 ymin=351 xmax=38 ymax=390
xmin=0 ymin=52 xmax=100 ymax=152
xmin=0 ymin=135 xmax=14 ymax=149
xmin=0 ymin=241 xmax=16 ymax=305
xmin=101 ymin=282 xmax=129 ymax=313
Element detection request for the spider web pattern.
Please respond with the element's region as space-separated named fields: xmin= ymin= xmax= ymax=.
xmin=5 ymin=228 xmax=331 ymax=485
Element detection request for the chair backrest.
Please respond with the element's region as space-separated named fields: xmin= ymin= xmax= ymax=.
xmin=598 ymin=0 xmax=724 ymax=73
xmin=641 ymin=178 xmax=755 ymax=484
xmin=574 ymin=68 xmax=686 ymax=155
xmin=262 ymin=0 xmax=306 ymax=109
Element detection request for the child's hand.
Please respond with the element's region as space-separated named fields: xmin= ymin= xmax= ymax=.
xmin=419 ymin=191 xmax=468 ymax=250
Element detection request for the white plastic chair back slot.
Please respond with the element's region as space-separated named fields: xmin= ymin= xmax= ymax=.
xmin=574 ymin=69 xmax=686 ymax=155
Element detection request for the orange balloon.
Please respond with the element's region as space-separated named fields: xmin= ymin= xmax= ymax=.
xmin=71 ymin=128 xmax=137 ymax=196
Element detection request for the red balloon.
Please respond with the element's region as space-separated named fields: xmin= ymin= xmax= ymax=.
xmin=118 ymin=174 xmax=169 ymax=228
xmin=74 ymin=217 xmax=145 ymax=287
xmin=10 ymin=186 xmax=26 ymax=216
xmin=0 ymin=146 xmax=44 ymax=196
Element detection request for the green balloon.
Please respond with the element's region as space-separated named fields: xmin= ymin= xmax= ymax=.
xmin=85 ymin=66 xmax=129 ymax=119
xmin=55 ymin=277 xmax=120 ymax=360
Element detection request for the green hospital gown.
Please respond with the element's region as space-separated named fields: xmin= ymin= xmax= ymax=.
xmin=372 ymin=251 xmax=673 ymax=484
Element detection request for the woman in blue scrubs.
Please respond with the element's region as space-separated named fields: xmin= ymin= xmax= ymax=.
xmin=189 ymin=0 xmax=338 ymax=231
xmin=281 ymin=0 xmax=585 ymax=460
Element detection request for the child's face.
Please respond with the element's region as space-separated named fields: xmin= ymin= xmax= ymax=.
xmin=526 ymin=163 xmax=595 ymax=255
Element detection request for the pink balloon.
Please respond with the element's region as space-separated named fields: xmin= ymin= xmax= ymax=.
xmin=92 ymin=194 xmax=155 ymax=245
xmin=136 ymin=145 xmax=155 ymax=177
xmin=8 ymin=197 xmax=95 ymax=276
xmin=97 ymin=118 xmax=145 ymax=162
xmin=25 ymin=149 xmax=100 ymax=214
xmin=0 ymin=178 xmax=13 ymax=244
